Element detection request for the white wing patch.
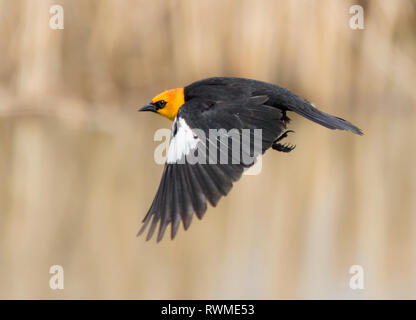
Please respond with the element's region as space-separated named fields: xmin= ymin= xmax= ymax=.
xmin=167 ymin=117 xmax=199 ymax=164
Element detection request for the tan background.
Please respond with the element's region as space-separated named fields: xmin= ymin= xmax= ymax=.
xmin=0 ymin=0 xmax=415 ymax=299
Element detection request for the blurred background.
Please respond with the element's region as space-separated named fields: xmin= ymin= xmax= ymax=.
xmin=0 ymin=0 xmax=415 ymax=299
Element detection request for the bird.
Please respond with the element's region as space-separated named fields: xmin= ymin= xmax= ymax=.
xmin=138 ymin=77 xmax=362 ymax=242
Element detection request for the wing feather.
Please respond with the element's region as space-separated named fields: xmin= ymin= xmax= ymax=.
xmin=139 ymin=96 xmax=286 ymax=241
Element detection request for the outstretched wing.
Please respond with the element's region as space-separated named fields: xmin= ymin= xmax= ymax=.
xmin=138 ymin=96 xmax=286 ymax=241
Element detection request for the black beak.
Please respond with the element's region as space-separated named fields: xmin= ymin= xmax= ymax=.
xmin=138 ymin=102 xmax=157 ymax=113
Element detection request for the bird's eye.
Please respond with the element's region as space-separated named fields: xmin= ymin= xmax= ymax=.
xmin=155 ymin=100 xmax=166 ymax=109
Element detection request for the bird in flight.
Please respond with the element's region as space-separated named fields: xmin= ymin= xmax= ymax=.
xmin=138 ymin=77 xmax=362 ymax=242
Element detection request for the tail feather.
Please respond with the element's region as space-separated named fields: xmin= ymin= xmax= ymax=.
xmin=287 ymin=102 xmax=363 ymax=135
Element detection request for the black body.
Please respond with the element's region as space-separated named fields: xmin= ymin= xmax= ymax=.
xmin=185 ymin=77 xmax=362 ymax=134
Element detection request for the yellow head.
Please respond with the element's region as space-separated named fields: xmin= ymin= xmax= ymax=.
xmin=139 ymin=88 xmax=185 ymax=120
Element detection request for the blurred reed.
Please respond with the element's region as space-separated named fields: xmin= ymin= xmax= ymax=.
xmin=0 ymin=0 xmax=415 ymax=299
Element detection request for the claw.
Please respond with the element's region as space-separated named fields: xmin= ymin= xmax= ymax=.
xmin=272 ymin=130 xmax=296 ymax=153
xmin=272 ymin=142 xmax=296 ymax=153
xmin=274 ymin=130 xmax=295 ymax=143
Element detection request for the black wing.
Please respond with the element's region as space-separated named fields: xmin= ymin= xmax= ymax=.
xmin=138 ymin=95 xmax=286 ymax=241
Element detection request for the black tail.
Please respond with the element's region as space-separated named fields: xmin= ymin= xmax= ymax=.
xmin=286 ymin=101 xmax=363 ymax=135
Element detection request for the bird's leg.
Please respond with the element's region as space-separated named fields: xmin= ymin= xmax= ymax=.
xmin=272 ymin=130 xmax=296 ymax=153
xmin=274 ymin=130 xmax=294 ymax=143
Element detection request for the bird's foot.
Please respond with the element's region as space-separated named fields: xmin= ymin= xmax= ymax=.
xmin=274 ymin=130 xmax=295 ymax=143
xmin=272 ymin=130 xmax=296 ymax=153
xmin=272 ymin=143 xmax=296 ymax=153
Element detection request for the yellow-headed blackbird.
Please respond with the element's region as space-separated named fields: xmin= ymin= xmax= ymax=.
xmin=138 ymin=77 xmax=362 ymax=241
